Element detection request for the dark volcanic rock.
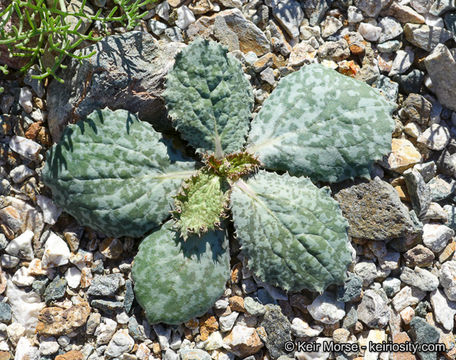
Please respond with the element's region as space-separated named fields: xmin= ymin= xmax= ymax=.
xmin=335 ymin=177 xmax=420 ymax=241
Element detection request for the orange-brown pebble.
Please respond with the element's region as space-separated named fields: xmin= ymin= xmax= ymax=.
xmin=55 ymin=350 xmax=84 ymax=360
xmin=199 ymin=315 xmax=218 ymax=341
xmin=392 ymin=332 xmax=416 ymax=360
xmin=230 ymin=263 xmax=242 ymax=284
xmin=229 ymin=296 xmax=245 ymax=312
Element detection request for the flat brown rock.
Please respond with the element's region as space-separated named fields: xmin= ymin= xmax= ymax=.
xmin=36 ymin=301 xmax=90 ymax=336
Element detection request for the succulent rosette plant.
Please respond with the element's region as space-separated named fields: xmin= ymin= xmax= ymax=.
xmin=42 ymin=38 xmax=395 ymax=324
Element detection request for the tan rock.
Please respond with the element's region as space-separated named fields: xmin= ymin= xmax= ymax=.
xmin=440 ymin=242 xmax=456 ymax=263
xmin=186 ymin=9 xmax=270 ymax=56
xmin=0 ymin=351 xmax=10 ymax=360
xmin=223 ymin=325 xmax=263 ymax=357
xmin=440 ymin=332 xmax=456 ymax=360
xmin=399 ymin=306 xmax=415 ymax=324
xmin=27 ymin=259 xmax=48 ymax=276
xmin=381 ymin=2 xmax=425 ymax=24
xmin=189 ymin=0 xmax=215 ymax=14
xmin=167 ymin=0 xmax=182 ymax=6
xmin=387 ymin=138 xmax=421 ymax=172
xmin=55 ymin=350 xmax=84 ymax=360
xmin=392 ymin=332 xmax=416 ymax=360
xmin=229 ymin=296 xmax=245 ymax=312
xmin=288 ymin=42 xmax=317 ymax=67
xmin=36 ymin=301 xmax=91 ymax=336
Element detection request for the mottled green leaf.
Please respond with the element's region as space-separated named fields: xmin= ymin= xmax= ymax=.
xmin=172 ymin=169 xmax=229 ymax=239
xmin=247 ymin=64 xmax=395 ymax=183
xmin=230 ymin=170 xmax=352 ymax=292
xmin=164 ymin=38 xmax=254 ymax=155
xmin=42 ymin=108 xmax=195 ymax=237
xmin=132 ymin=222 xmax=230 ymax=325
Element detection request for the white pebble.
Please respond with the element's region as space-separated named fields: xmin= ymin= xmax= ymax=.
xmin=422 ymin=223 xmax=454 ymax=252
xmin=12 ymin=266 xmax=35 ymax=287
xmin=14 ymin=336 xmax=39 ymax=359
xmin=9 ymin=165 xmax=35 ymax=184
xmin=105 ymin=329 xmax=134 ymax=358
xmin=37 ymin=195 xmax=62 ymax=225
xmin=307 ymin=293 xmax=345 ymax=324
xmin=65 ymin=267 xmax=81 ymax=289
xmin=6 ymin=280 xmax=44 ymax=334
xmin=95 ymin=318 xmax=117 ymax=345
xmin=39 ymin=337 xmax=59 ymax=355
xmin=176 ymin=5 xmax=195 ymax=30
xmin=41 ymin=232 xmax=71 ymax=268
xmin=8 ymin=136 xmax=42 ymax=161
xmin=5 ymin=230 xmax=34 ymax=260
xmin=358 ymin=22 xmax=382 ymax=41
xmin=19 ymin=87 xmax=33 ymax=113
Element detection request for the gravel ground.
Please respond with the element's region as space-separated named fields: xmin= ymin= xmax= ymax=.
xmin=1 ymin=0 xmax=456 ymax=359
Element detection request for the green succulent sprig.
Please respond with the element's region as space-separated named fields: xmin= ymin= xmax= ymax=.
xmin=0 ymin=0 xmax=154 ymax=82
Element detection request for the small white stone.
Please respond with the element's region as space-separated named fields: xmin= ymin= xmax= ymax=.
xmin=105 ymin=329 xmax=134 ymax=358
xmin=8 ymin=136 xmax=42 ymax=161
xmin=219 ymin=311 xmax=239 ymax=332
xmin=291 ymin=318 xmax=323 ymax=338
xmin=5 ymin=230 xmax=34 ymax=260
xmin=358 ymin=22 xmax=382 ymax=41
xmin=422 ymin=223 xmax=454 ymax=252
xmin=176 ymin=5 xmax=195 ymax=30
xmin=363 ymin=330 xmax=387 ymax=360
xmin=1 ymin=255 xmax=19 ymax=269
xmin=14 ymin=336 xmax=39 ymax=360
xmin=30 ymin=109 xmax=44 ymax=122
xmin=39 ymin=337 xmax=59 ymax=355
xmin=418 ymin=123 xmax=451 ymax=151
xmin=389 ymin=48 xmax=414 ymax=76
xmin=12 ymin=266 xmax=35 ymax=287
xmin=95 ymin=318 xmax=117 ymax=345
xmin=37 ymin=195 xmax=62 ymax=225
xmin=205 ymin=331 xmax=224 ymax=351
xmin=354 ymin=261 xmax=378 ymax=286
xmin=430 ymin=288 xmax=456 ymax=331
xmin=214 ymin=299 xmax=229 ymax=310
xmin=41 ymin=232 xmax=71 ymax=268
xmin=116 ymin=312 xmax=129 ymax=325
xmin=392 ymin=285 xmax=426 ymax=312
xmin=9 ymin=165 xmax=35 ymax=184
xmin=58 ymin=335 xmax=70 ymax=347
xmin=348 ymin=5 xmax=364 ymax=22
xmin=156 ymin=0 xmax=170 ymax=20
xmin=19 ymin=87 xmax=33 ymax=113
xmin=425 ymin=13 xmax=444 ymax=27
xmin=321 ymin=16 xmax=343 ymax=38
xmin=404 ymin=122 xmax=421 ymax=138
xmin=6 ymin=280 xmax=44 ymax=334
xmin=65 ymin=267 xmax=81 ymax=289
xmin=307 ymin=293 xmax=345 ymax=324
xmin=440 ymin=261 xmax=456 ymax=301
xmin=7 ymin=322 xmax=25 ymax=345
